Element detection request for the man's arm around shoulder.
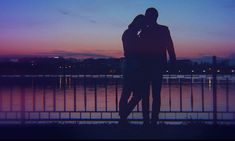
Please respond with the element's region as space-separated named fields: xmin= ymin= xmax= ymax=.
xmin=165 ymin=26 xmax=176 ymax=64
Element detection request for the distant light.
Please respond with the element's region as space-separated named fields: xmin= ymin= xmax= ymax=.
xmin=59 ymin=66 xmax=62 ymax=69
xmin=203 ymin=70 xmax=206 ymax=73
xmin=166 ymin=70 xmax=169 ymax=73
xmin=191 ymin=70 xmax=194 ymax=73
xmin=232 ymin=70 xmax=234 ymax=73
xmin=178 ymin=70 xmax=181 ymax=73
xmin=209 ymin=79 xmax=212 ymax=84
xmin=54 ymin=56 xmax=59 ymax=59
xmin=217 ymin=70 xmax=220 ymax=73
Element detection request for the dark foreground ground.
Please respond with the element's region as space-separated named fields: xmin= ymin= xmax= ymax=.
xmin=0 ymin=123 xmax=235 ymax=140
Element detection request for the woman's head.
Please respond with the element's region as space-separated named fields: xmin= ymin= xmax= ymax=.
xmin=128 ymin=14 xmax=145 ymax=30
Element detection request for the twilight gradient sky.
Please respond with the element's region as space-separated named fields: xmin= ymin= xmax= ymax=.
xmin=1 ymin=0 xmax=235 ymax=59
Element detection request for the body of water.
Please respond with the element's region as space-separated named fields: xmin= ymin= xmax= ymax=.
xmin=0 ymin=75 xmax=235 ymax=124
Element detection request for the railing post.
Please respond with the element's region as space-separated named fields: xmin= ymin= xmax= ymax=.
xmin=64 ymin=76 xmax=66 ymax=111
xmin=0 ymin=86 xmax=2 ymax=112
xmin=212 ymin=56 xmax=217 ymax=125
xmin=190 ymin=73 xmax=193 ymax=111
xmin=105 ymin=75 xmax=108 ymax=112
xmin=226 ymin=78 xmax=229 ymax=112
xmin=74 ymin=78 xmax=77 ymax=112
xmin=21 ymin=76 xmax=25 ymax=125
xmin=168 ymin=74 xmax=172 ymax=112
xmin=53 ymin=82 xmax=56 ymax=112
xmin=94 ymin=78 xmax=97 ymax=112
xmin=84 ymin=75 xmax=87 ymax=111
xmin=33 ymin=79 xmax=36 ymax=112
xmin=10 ymin=85 xmax=13 ymax=112
xmin=201 ymin=78 xmax=205 ymax=112
xmin=43 ymin=82 xmax=46 ymax=112
xmin=115 ymin=78 xmax=118 ymax=112
xmin=179 ymin=78 xmax=182 ymax=112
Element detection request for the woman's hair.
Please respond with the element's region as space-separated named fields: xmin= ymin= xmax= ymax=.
xmin=128 ymin=14 xmax=145 ymax=29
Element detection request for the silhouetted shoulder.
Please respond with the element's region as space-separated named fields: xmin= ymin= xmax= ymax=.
xmin=157 ymin=24 xmax=169 ymax=32
xmin=122 ymin=29 xmax=129 ymax=41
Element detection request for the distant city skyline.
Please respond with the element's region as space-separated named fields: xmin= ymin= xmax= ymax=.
xmin=1 ymin=0 xmax=235 ymax=59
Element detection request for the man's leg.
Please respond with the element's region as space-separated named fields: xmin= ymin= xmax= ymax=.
xmin=142 ymin=82 xmax=150 ymax=125
xmin=151 ymin=72 xmax=163 ymax=124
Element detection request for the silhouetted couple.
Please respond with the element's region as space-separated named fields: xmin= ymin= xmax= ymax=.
xmin=119 ymin=7 xmax=176 ymax=126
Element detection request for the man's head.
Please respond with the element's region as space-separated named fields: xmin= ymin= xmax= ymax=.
xmin=145 ymin=7 xmax=158 ymax=25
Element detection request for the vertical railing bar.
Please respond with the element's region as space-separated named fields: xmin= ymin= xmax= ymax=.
xmin=212 ymin=56 xmax=217 ymax=125
xmin=21 ymin=78 xmax=25 ymax=125
xmin=115 ymin=78 xmax=118 ymax=112
xmin=10 ymin=85 xmax=13 ymax=112
xmin=74 ymin=78 xmax=77 ymax=112
xmin=53 ymin=82 xmax=56 ymax=112
xmin=0 ymin=86 xmax=2 ymax=112
xmin=84 ymin=75 xmax=87 ymax=112
xmin=105 ymin=75 xmax=108 ymax=112
xmin=201 ymin=78 xmax=205 ymax=112
xmin=226 ymin=77 xmax=229 ymax=112
xmin=190 ymin=73 xmax=193 ymax=111
xmin=169 ymin=74 xmax=172 ymax=112
xmin=43 ymin=82 xmax=46 ymax=112
xmin=94 ymin=78 xmax=97 ymax=112
xmin=179 ymin=78 xmax=182 ymax=112
xmin=64 ymin=76 xmax=66 ymax=111
xmin=33 ymin=79 xmax=36 ymax=112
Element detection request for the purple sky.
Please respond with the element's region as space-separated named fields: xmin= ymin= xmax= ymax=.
xmin=1 ymin=0 xmax=235 ymax=59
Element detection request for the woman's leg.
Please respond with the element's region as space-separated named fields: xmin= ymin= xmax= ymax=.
xmin=119 ymin=80 xmax=132 ymax=120
xmin=125 ymin=90 xmax=142 ymax=118
xmin=124 ymin=78 xmax=148 ymax=118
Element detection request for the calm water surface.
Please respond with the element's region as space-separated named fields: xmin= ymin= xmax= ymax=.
xmin=0 ymin=75 xmax=235 ymax=123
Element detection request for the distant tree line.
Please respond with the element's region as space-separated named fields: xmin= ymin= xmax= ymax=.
xmin=0 ymin=57 xmax=234 ymax=75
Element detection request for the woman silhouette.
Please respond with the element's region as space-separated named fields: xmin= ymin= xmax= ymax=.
xmin=119 ymin=14 xmax=148 ymax=125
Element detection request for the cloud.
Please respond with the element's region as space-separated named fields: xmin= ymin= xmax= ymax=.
xmin=36 ymin=50 xmax=114 ymax=59
xmin=57 ymin=8 xmax=70 ymax=15
xmin=56 ymin=8 xmax=97 ymax=24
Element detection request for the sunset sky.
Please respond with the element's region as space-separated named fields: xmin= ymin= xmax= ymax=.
xmin=1 ymin=0 xmax=235 ymax=59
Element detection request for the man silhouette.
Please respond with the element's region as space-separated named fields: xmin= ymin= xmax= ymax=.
xmin=139 ymin=7 xmax=176 ymax=125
